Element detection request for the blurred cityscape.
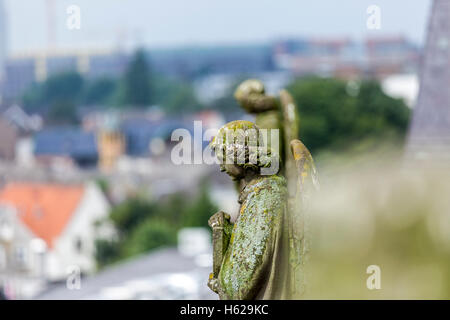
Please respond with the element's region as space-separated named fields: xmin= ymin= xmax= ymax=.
xmin=1 ymin=0 xmax=448 ymax=300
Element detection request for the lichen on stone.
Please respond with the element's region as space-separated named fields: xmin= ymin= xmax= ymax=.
xmin=218 ymin=175 xmax=287 ymax=299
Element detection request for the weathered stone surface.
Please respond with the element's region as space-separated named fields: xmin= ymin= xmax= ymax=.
xmin=209 ymin=80 xmax=318 ymax=300
xmin=219 ymin=175 xmax=288 ymax=299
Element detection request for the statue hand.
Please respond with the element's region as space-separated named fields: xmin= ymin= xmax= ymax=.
xmin=207 ymin=273 xmax=220 ymax=294
xmin=234 ymin=79 xmax=278 ymax=113
xmin=209 ymin=211 xmax=233 ymax=288
xmin=208 ymin=211 xmax=231 ymax=230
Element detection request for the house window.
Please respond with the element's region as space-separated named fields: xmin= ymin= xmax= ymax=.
xmin=0 ymin=245 xmax=6 ymax=270
xmin=75 ymin=237 xmax=83 ymax=253
xmin=13 ymin=245 xmax=27 ymax=268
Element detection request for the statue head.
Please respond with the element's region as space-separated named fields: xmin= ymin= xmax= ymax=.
xmin=234 ymin=79 xmax=278 ymax=113
xmin=210 ymin=120 xmax=278 ymax=180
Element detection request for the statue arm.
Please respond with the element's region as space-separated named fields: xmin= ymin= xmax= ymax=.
xmin=208 ymin=211 xmax=233 ymax=294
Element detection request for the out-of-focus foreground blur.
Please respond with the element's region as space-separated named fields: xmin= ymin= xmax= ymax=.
xmin=307 ymin=155 xmax=450 ymax=299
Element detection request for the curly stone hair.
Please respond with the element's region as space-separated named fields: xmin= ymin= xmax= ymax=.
xmin=210 ymin=120 xmax=278 ymax=172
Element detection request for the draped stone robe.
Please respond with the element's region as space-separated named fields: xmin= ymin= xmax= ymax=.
xmin=217 ymin=175 xmax=294 ymax=300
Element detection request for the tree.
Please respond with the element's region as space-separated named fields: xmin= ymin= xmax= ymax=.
xmin=47 ymin=100 xmax=79 ymax=125
xmin=123 ymin=49 xmax=152 ymax=107
xmin=183 ymin=183 xmax=218 ymax=228
xmin=165 ymin=81 xmax=202 ymax=113
xmin=149 ymin=75 xmax=203 ymax=113
xmin=287 ymin=77 xmax=411 ymax=153
xmin=46 ymin=72 xmax=84 ymax=101
xmin=82 ymin=77 xmax=117 ymax=105
xmin=122 ymin=219 xmax=176 ymax=257
xmin=109 ymin=197 xmax=157 ymax=235
xmin=94 ymin=182 xmax=218 ymax=268
xmin=23 ymin=72 xmax=84 ymax=112
xmin=94 ymin=238 xmax=120 ymax=268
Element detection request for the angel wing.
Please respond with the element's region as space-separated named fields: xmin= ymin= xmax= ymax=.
xmin=280 ymin=89 xmax=319 ymax=297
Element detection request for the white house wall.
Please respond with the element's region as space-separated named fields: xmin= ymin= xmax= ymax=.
xmin=49 ymin=182 xmax=111 ymax=281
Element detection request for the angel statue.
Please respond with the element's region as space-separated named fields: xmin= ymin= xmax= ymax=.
xmin=207 ymin=114 xmax=318 ymax=298
xmin=234 ymin=79 xmax=319 ymax=295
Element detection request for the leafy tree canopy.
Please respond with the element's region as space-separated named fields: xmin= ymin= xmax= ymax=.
xmin=287 ymin=77 xmax=411 ymax=153
xmin=21 ymin=50 xmax=203 ymax=115
xmin=122 ymin=49 xmax=152 ymax=107
xmin=95 ymin=182 xmax=217 ymax=268
xmin=23 ymin=72 xmax=84 ymax=112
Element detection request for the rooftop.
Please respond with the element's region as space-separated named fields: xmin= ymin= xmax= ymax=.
xmin=0 ymin=182 xmax=84 ymax=248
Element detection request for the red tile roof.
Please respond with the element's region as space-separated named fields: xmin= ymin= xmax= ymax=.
xmin=0 ymin=183 xmax=84 ymax=248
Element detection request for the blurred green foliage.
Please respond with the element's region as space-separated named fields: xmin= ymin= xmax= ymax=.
xmin=151 ymin=75 xmax=202 ymax=113
xmin=22 ymin=72 xmax=84 ymax=124
xmin=47 ymin=100 xmax=79 ymax=125
xmin=95 ymin=182 xmax=217 ymax=268
xmin=21 ymin=49 xmax=203 ymax=120
xmin=122 ymin=49 xmax=152 ymax=107
xmin=287 ymin=77 xmax=411 ymax=153
xmin=182 ymin=186 xmax=218 ymax=227
xmin=83 ymin=78 xmax=117 ymax=105
xmin=122 ymin=220 xmax=176 ymax=257
xmin=208 ymin=76 xmax=410 ymax=155
xmin=23 ymin=72 xmax=84 ymax=111
xmin=307 ymin=163 xmax=450 ymax=299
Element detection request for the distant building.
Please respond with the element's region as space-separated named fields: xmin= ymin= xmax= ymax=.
xmin=0 ymin=116 xmax=18 ymax=161
xmin=2 ymin=105 xmax=42 ymax=135
xmin=365 ymin=36 xmax=420 ymax=78
xmin=0 ymin=182 xmax=111 ymax=297
xmin=87 ymin=52 xmax=129 ymax=79
xmin=273 ymin=37 xmax=364 ymax=78
xmin=272 ymin=36 xmax=420 ymax=79
xmin=2 ymin=44 xmax=271 ymax=100
xmin=32 ymin=112 xmax=198 ymax=171
xmin=148 ymin=45 xmax=273 ymax=79
xmin=0 ymin=0 xmax=7 ymax=103
xmin=3 ymin=49 xmax=128 ymax=101
xmin=1 ymin=38 xmax=421 ymax=102
xmin=0 ymin=105 xmax=42 ymax=165
xmin=33 ymin=127 xmax=98 ymax=168
xmin=98 ymin=130 xmax=126 ymax=173
xmin=121 ymin=117 xmax=188 ymax=157
xmin=2 ymin=58 xmax=35 ymax=101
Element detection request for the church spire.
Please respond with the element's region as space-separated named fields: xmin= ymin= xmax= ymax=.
xmin=406 ymin=0 xmax=450 ymax=160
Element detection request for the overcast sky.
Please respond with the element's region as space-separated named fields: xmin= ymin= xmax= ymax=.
xmin=3 ymin=0 xmax=432 ymax=54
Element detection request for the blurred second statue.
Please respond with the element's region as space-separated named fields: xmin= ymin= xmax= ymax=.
xmin=207 ymin=79 xmax=319 ymax=299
